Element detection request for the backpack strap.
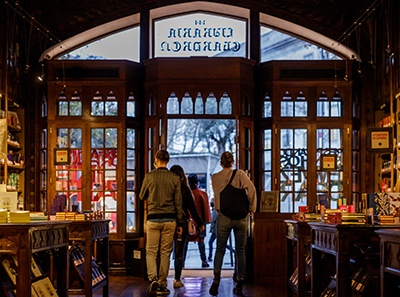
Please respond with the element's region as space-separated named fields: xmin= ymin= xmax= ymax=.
xmin=228 ymin=169 xmax=237 ymax=185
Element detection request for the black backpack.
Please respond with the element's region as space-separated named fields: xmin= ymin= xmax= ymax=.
xmin=220 ymin=170 xmax=250 ymax=219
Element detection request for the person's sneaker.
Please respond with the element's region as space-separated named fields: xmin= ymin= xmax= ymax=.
xmin=209 ymin=280 xmax=219 ymax=296
xmin=202 ymin=260 xmax=210 ymax=267
xmin=233 ymin=280 xmax=243 ymax=296
xmin=207 ymin=257 xmax=212 ymax=261
xmin=156 ymin=287 xmax=170 ymax=295
xmin=173 ymin=279 xmax=184 ymax=288
xmin=148 ymin=280 xmax=158 ymax=296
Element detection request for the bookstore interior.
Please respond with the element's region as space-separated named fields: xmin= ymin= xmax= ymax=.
xmin=1 ymin=0 xmax=400 ymax=296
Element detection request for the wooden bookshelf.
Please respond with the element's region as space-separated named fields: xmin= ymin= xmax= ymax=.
xmin=285 ymin=220 xmax=311 ymax=297
xmin=68 ymin=220 xmax=109 ymax=297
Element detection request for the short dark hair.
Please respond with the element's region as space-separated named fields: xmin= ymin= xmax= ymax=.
xmin=155 ymin=149 xmax=170 ymax=162
xmin=188 ymin=173 xmax=198 ymax=186
xmin=220 ymin=151 xmax=234 ymax=168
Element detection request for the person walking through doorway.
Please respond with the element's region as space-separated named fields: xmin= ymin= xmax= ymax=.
xmin=170 ymin=165 xmax=205 ymax=289
xmin=188 ymin=173 xmax=212 ymax=268
xmin=139 ymin=150 xmax=183 ymax=296
xmin=209 ymin=151 xmax=257 ymax=296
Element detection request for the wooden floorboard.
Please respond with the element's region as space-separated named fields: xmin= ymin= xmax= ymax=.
xmin=78 ymin=274 xmax=286 ymax=297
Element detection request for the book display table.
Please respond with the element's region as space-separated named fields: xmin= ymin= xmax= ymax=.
xmin=68 ymin=219 xmax=109 ymax=297
xmin=308 ymin=223 xmax=393 ymax=297
xmin=375 ymin=229 xmax=400 ymax=297
xmin=285 ymin=220 xmax=311 ymax=297
xmin=0 ymin=221 xmax=70 ymax=297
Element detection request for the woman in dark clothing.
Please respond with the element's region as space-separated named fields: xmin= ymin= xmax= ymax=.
xmin=170 ymin=165 xmax=205 ymax=288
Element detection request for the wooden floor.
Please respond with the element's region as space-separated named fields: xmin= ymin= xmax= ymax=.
xmin=85 ymin=274 xmax=286 ymax=297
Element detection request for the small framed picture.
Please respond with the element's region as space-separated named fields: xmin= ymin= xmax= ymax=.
xmin=260 ymin=191 xmax=279 ymax=212
xmin=367 ymin=127 xmax=393 ymax=153
xmin=54 ymin=148 xmax=70 ymax=165
xmin=321 ymin=154 xmax=337 ymax=171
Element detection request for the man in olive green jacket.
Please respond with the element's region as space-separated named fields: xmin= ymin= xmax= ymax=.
xmin=139 ymin=149 xmax=183 ymax=296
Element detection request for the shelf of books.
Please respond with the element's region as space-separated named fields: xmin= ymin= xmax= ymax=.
xmin=0 ymin=222 xmax=70 ymax=297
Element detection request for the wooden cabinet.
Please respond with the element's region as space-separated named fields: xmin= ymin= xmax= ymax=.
xmin=252 ymin=212 xmax=292 ymax=285
xmin=308 ymin=222 xmax=394 ymax=297
xmin=68 ymin=220 xmax=109 ymax=297
xmin=376 ymin=229 xmax=400 ymax=297
xmin=285 ymin=220 xmax=311 ymax=297
xmin=0 ymin=221 xmax=70 ymax=297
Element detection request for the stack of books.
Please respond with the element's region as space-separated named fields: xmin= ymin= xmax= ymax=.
xmin=304 ymin=213 xmax=322 ymax=222
xmin=55 ymin=212 xmax=66 ymax=220
xmin=75 ymin=213 xmax=85 ymax=220
xmin=341 ymin=213 xmax=366 ymax=224
xmin=56 ymin=212 xmax=86 ymax=221
xmin=65 ymin=212 xmax=76 ymax=220
xmin=377 ymin=215 xmax=395 ymax=225
xmin=30 ymin=212 xmax=48 ymax=221
xmin=9 ymin=210 xmax=30 ymax=222
xmin=0 ymin=209 xmax=7 ymax=223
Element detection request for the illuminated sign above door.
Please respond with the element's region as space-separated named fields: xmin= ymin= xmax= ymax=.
xmin=154 ymin=12 xmax=247 ymax=58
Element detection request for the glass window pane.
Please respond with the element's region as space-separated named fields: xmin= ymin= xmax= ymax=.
xmin=57 ymin=128 xmax=69 ymax=148
xmin=127 ymin=192 xmax=135 ymax=211
xmin=104 ymin=196 xmax=117 ymax=211
xmin=91 ymin=149 xmax=105 ymax=168
xmin=91 ymin=102 xmax=104 ymax=116
xmin=126 ymin=212 xmax=135 ymax=232
xmin=105 ymin=101 xmax=118 ymax=116
xmin=281 ymin=101 xmax=293 ymax=117
xmin=91 ymin=129 xmax=104 ymax=148
xmin=105 ymin=212 xmax=117 ymax=233
xmin=105 ymin=128 xmax=118 ymax=148
xmin=264 ymin=130 xmax=271 ymax=149
xmin=69 ymin=170 xmax=82 ymax=190
xmin=167 ymin=93 xmax=179 ymax=114
xmin=263 ymin=101 xmax=272 ymax=118
xmin=127 ymin=150 xmax=135 ymax=169
xmin=295 ymin=102 xmax=307 ymax=117
xmin=331 ymin=101 xmax=341 ymax=117
xmin=263 ymin=151 xmax=271 ymax=170
xmin=316 ymin=129 xmax=329 ymax=149
xmin=105 ymin=150 xmax=117 ymax=169
xmin=69 ymin=101 xmax=82 ymax=116
xmin=181 ymin=93 xmax=193 ymax=114
xmin=41 ymin=151 xmax=47 ymax=170
xmin=127 ymin=129 xmax=135 ymax=148
xmin=260 ymin=25 xmax=341 ymax=62
xmin=70 ymin=129 xmax=82 ymax=148
xmin=70 ymin=149 xmax=82 ymax=169
xmin=195 ymin=94 xmax=204 ymax=114
xmin=219 ymin=94 xmax=232 ymax=114
xmin=263 ymin=172 xmax=271 ymax=191
xmin=58 ymin=101 xmax=69 ymax=116
xmin=205 ymin=94 xmax=218 ymax=114
xmin=127 ymin=172 xmax=135 ymax=190
xmin=127 ymin=101 xmax=136 ymax=117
